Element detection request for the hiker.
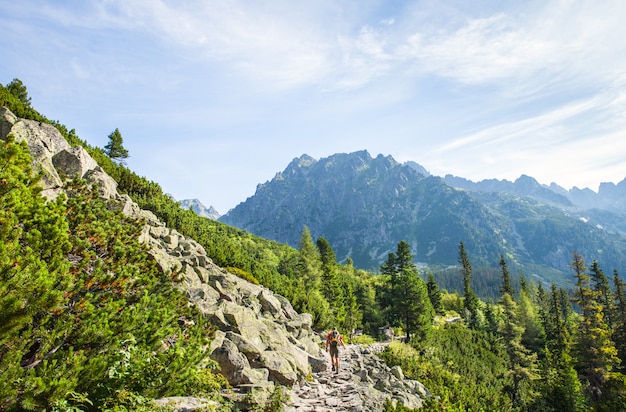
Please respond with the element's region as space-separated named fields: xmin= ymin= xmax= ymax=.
xmin=325 ymin=327 xmax=345 ymax=373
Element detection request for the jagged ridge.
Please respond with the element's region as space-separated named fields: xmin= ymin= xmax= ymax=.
xmin=220 ymin=151 xmax=626 ymax=285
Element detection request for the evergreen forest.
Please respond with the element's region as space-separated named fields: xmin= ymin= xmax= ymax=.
xmin=3 ymin=79 xmax=626 ymax=411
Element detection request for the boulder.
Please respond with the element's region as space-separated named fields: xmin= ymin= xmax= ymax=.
xmin=209 ymin=338 xmax=250 ymax=386
xmin=0 ymin=107 xmax=18 ymax=139
xmin=275 ymin=294 xmax=298 ymax=319
xmin=84 ymin=166 xmax=118 ymax=198
xmin=391 ymin=365 xmax=404 ymax=381
xmin=256 ymin=351 xmax=298 ymax=386
xmin=225 ymin=331 xmax=264 ymax=364
xmin=52 ymin=146 xmax=98 ymax=179
xmin=258 ymin=289 xmax=283 ymax=318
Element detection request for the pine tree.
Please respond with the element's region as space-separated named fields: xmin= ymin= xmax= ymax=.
xmin=5 ymin=78 xmax=31 ymax=107
xmin=590 ymin=259 xmax=614 ymax=331
xmin=396 ymin=266 xmax=433 ymax=342
xmin=355 ymin=276 xmax=383 ymax=337
xmin=297 ymin=226 xmax=321 ymax=286
xmin=613 ymin=270 xmax=626 ymax=369
xmin=517 ymin=288 xmax=546 ymax=355
xmin=342 ymin=281 xmax=362 ymax=341
xmin=294 ymin=226 xmax=329 ymax=328
xmin=317 ymin=237 xmax=344 ymax=315
xmin=499 ymin=254 xmax=514 ymax=297
xmin=104 ymin=128 xmax=129 ymax=163
xmin=426 ymin=272 xmax=444 ymax=315
xmin=499 ymin=293 xmax=538 ymax=407
xmin=535 ymin=283 xmax=586 ymax=411
xmin=379 ymin=241 xmax=433 ymax=341
xmin=395 ymin=240 xmax=414 ymax=273
xmin=459 ymin=241 xmax=481 ymax=329
xmin=571 ymin=253 xmax=619 ymax=403
xmin=379 ymin=251 xmax=398 ymax=318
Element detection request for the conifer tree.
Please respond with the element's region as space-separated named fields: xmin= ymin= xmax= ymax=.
xmin=295 ymin=226 xmax=329 ymax=327
xmin=396 ymin=266 xmax=433 ymax=342
xmin=519 ymin=273 xmax=529 ymax=296
xmin=104 ymin=128 xmax=129 ymax=163
xmin=342 ymin=281 xmax=362 ymax=340
xmin=484 ymin=302 xmax=499 ymax=335
xmin=5 ymin=78 xmax=31 ymax=107
xmin=426 ymin=272 xmax=444 ymax=315
xmin=379 ymin=251 xmax=398 ymax=313
xmin=459 ymin=241 xmax=481 ymax=329
xmin=535 ymin=282 xmax=548 ymax=314
xmin=395 ymin=240 xmax=414 ymax=272
xmin=517 ymin=288 xmax=546 ymax=355
xmin=590 ymin=259 xmax=614 ymax=331
xmin=535 ymin=283 xmax=586 ymax=411
xmin=613 ymin=270 xmax=626 ymax=369
xmin=499 ymin=293 xmax=538 ymax=407
xmin=354 ymin=276 xmax=383 ymax=337
xmin=379 ymin=241 xmax=433 ymax=341
xmin=317 ymin=237 xmax=344 ymax=311
xmin=571 ymin=253 xmax=619 ymax=403
xmin=499 ymin=254 xmax=514 ymax=298
xmin=298 ymin=226 xmax=321 ymax=287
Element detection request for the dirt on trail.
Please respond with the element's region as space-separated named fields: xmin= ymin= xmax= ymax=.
xmin=284 ymin=343 xmax=429 ymax=412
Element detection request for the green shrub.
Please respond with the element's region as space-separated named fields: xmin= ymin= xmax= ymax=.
xmin=224 ymin=266 xmax=260 ymax=285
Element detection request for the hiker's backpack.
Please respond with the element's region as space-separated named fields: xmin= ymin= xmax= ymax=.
xmin=329 ymin=331 xmax=339 ymax=348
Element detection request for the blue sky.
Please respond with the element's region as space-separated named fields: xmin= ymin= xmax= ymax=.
xmin=2 ymin=1 xmax=626 ymax=213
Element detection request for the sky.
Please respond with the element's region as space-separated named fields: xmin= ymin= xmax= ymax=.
xmin=2 ymin=1 xmax=626 ymax=213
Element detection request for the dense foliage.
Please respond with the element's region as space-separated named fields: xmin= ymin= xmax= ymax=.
xmin=0 ymin=135 xmax=225 ymax=410
xmin=380 ymin=244 xmax=626 ymax=411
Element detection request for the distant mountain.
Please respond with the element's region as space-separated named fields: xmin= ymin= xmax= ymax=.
xmin=443 ymin=173 xmax=626 ymax=215
xmin=443 ymin=173 xmax=626 ymax=239
xmin=443 ymin=174 xmax=573 ymax=207
xmin=179 ymin=199 xmax=221 ymax=220
xmin=404 ymin=161 xmax=430 ymax=177
xmin=219 ymin=151 xmax=626 ymax=284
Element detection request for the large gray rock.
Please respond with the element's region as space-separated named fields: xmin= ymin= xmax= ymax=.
xmin=52 ymin=146 xmax=98 ymax=178
xmin=255 ymin=350 xmax=298 ymax=386
xmin=1 ymin=114 xmax=67 ymax=191
xmin=1 ymin=108 xmax=118 ymax=199
xmin=209 ymin=338 xmax=251 ymax=385
xmin=0 ymin=107 xmax=18 ymax=139
xmin=83 ymin=166 xmax=118 ymax=199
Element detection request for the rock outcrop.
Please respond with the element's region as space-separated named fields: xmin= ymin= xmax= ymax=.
xmin=1 ymin=106 xmax=429 ymax=410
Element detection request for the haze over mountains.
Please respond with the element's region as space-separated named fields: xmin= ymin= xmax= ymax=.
xmin=179 ymin=198 xmax=221 ymax=220
xmin=182 ymin=150 xmax=626 ymax=285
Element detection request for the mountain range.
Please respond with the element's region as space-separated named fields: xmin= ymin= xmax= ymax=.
xmin=211 ymin=150 xmax=626 ymax=285
xmin=179 ymin=198 xmax=221 ymax=219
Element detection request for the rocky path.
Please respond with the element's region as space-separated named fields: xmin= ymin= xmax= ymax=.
xmin=285 ymin=343 xmax=429 ymax=412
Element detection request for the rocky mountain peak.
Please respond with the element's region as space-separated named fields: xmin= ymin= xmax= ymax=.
xmin=404 ymin=160 xmax=430 ymax=176
xmin=179 ymin=198 xmax=221 ymax=220
xmin=284 ymin=153 xmax=317 ymax=174
xmin=220 ymin=148 xmax=626 ymax=282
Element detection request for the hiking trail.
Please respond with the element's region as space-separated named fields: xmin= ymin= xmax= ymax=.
xmin=285 ymin=342 xmax=429 ymax=412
